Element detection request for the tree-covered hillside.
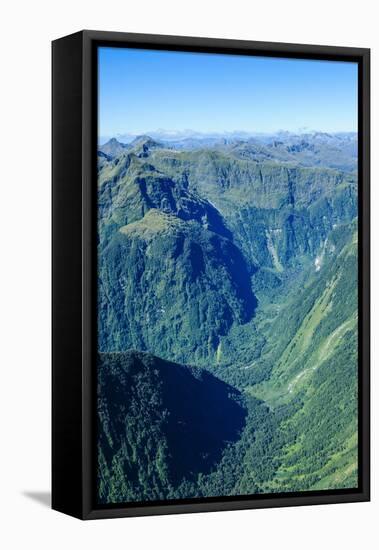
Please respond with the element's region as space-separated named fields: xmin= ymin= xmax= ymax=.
xmin=98 ymin=350 xmax=248 ymax=503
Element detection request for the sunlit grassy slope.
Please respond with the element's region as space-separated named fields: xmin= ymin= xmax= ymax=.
xmin=245 ymin=227 xmax=358 ymax=491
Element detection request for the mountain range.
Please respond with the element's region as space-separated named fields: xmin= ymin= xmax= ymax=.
xmin=100 ymin=131 xmax=357 ymax=172
xmin=97 ymin=132 xmax=358 ymax=504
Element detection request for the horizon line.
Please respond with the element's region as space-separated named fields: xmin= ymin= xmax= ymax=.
xmin=99 ymin=128 xmax=358 ymax=144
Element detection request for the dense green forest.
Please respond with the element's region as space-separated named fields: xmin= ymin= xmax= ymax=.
xmin=97 ymin=133 xmax=358 ymax=504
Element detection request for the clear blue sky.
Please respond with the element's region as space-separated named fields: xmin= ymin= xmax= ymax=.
xmin=98 ymin=47 xmax=358 ymax=138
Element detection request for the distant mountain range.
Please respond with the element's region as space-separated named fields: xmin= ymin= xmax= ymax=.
xmin=97 ymin=130 xmax=358 ymax=504
xmin=99 ymin=131 xmax=357 ymax=172
xmin=100 ymin=129 xmax=357 ymax=144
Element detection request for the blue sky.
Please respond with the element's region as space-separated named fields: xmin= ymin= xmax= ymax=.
xmin=98 ymin=47 xmax=358 ymax=139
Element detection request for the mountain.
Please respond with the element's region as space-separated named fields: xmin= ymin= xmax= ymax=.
xmin=98 ymin=151 xmax=256 ymax=363
xmin=129 ymin=135 xmax=163 ymax=155
xmin=98 ymin=350 xmax=247 ymax=504
xmin=145 ymin=144 xmax=357 ymax=274
xmin=101 ymin=131 xmax=357 ymax=171
xmin=96 ymin=133 xmax=359 ymax=501
xmin=230 ymin=134 xmax=357 ymax=171
xmin=99 ymin=208 xmax=256 ymax=363
xmin=99 ymin=137 xmax=129 ymax=158
xmin=97 ymin=151 xmax=230 ymax=236
xmin=98 ymin=136 xmax=357 ymax=365
xmin=245 ymin=225 xmax=359 ymax=491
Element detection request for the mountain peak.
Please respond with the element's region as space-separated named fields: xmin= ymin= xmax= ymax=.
xmin=99 ymin=137 xmax=128 ymax=158
xmin=129 ymin=135 xmax=162 ymax=158
xmin=130 ymin=135 xmax=161 ymax=147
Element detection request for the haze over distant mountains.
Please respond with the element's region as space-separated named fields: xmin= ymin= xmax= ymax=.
xmin=100 ymin=128 xmax=357 ymax=145
xmin=99 ymin=130 xmax=357 ymax=172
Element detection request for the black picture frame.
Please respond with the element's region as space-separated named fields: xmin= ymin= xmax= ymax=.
xmin=52 ymin=30 xmax=370 ymax=520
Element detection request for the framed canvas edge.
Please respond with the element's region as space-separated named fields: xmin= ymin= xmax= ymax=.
xmin=75 ymin=30 xmax=370 ymax=520
xmin=52 ymin=31 xmax=85 ymax=519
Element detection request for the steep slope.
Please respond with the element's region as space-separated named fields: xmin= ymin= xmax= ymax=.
xmin=97 ymin=350 xmax=247 ymax=504
xmin=98 ymin=150 xmax=256 ymax=363
xmin=98 ymin=208 xmax=256 ymax=363
xmin=149 ymin=147 xmax=357 ymax=275
xmin=98 ymin=153 xmax=230 ymax=237
xmin=249 ymin=223 xmax=357 ymax=400
xmin=246 ymin=225 xmax=358 ymax=491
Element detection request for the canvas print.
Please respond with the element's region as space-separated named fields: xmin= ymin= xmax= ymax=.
xmin=96 ymin=47 xmax=358 ymax=505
